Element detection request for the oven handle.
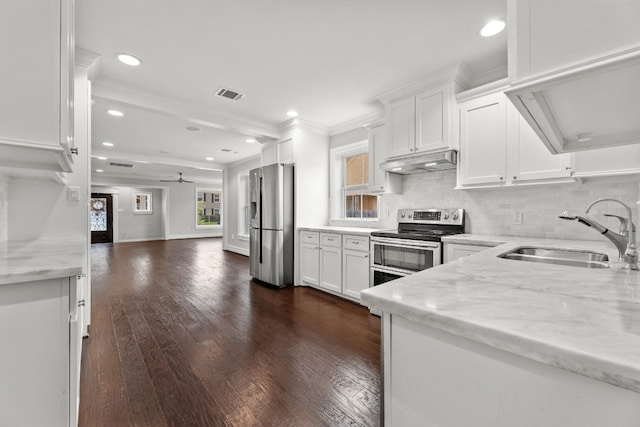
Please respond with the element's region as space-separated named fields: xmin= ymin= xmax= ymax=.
xmin=370 ymin=265 xmax=412 ymax=277
xmin=370 ymin=238 xmax=440 ymax=250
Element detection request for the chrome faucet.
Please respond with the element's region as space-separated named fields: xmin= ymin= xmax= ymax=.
xmin=559 ymin=198 xmax=638 ymax=270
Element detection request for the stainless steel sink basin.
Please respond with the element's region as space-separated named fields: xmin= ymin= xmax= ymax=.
xmin=498 ymin=247 xmax=610 ymax=269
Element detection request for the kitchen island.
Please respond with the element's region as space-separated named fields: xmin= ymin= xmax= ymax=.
xmin=361 ymin=236 xmax=640 ymax=427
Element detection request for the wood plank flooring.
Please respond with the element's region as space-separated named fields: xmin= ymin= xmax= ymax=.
xmin=79 ymin=238 xmax=381 ymax=426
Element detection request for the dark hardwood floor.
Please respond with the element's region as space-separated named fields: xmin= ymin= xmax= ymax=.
xmin=79 ymin=238 xmax=381 ymax=427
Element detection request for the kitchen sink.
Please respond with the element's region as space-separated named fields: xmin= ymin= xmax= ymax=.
xmin=498 ymin=247 xmax=610 ymax=269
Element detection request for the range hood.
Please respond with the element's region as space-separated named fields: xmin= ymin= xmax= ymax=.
xmin=380 ymin=150 xmax=457 ymax=174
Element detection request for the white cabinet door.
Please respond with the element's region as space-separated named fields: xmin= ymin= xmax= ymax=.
xmin=415 ymin=86 xmax=448 ymax=153
xmin=458 ymin=93 xmax=507 ymax=186
xmin=368 ymin=124 xmax=402 ymax=194
xmin=319 ymin=246 xmax=342 ymax=293
xmin=388 ymin=97 xmax=416 ymax=158
xmin=300 ymin=242 xmax=320 ymax=286
xmin=0 ymin=278 xmax=71 ymax=427
xmin=444 ymin=243 xmax=489 ymax=263
xmin=342 ymin=249 xmax=370 ymax=300
xmin=507 ymin=101 xmax=572 ymax=182
xmin=0 ymin=0 xmax=73 ymax=151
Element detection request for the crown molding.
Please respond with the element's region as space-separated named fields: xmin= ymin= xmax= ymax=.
xmin=225 ymin=154 xmax=261 ymax=170
xmin=75 ymin=48 xmax=101 ymax=80
xmin=277 ymin=117 xmax=329 ymax=137
xmin=91 ymin=149 xmax=225 ymax=171
xmin=470 ymin=64 xmax=509 ymax=88
xmin=377 ymin=63 xmax=474 ymax=104
xmin=92 ymin=78 xmax=280 ymax=140
xmin=329 ymin=110 xmax=384 ymax=136
xmin=456 ymin=78 xmax=510 ymax=102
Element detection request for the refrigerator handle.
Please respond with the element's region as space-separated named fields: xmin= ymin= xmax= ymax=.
xmin=259 ymin=176 xmax=263 ymax=264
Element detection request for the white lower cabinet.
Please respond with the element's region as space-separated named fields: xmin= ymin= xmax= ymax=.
xmin=299 ymin=230 xmax=371 ymax=302
xmin=342 ymin=249 xmax=370 ymax=300
xmin=0 ymin=276 xmax=80 ymax=427
xmin=444 ymin=242 xmax=490 ymax=263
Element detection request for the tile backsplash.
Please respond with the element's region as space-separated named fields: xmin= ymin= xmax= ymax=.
xmin=332 ymin=170 xmax=640 ymax=242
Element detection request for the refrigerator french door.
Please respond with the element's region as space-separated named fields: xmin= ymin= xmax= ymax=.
xmin=249 ymin=163 xmax=294 ymax=287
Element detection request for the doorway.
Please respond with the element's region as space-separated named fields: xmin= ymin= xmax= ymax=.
xmin=90 ymin=193 xmax=113 ymax=243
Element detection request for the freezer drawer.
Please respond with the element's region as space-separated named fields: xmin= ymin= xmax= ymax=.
xmin=250 ymin=228 xmax=292 ymax=287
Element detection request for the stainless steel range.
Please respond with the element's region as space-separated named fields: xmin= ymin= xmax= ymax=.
xmin=370 ymin=208 xmax=465 ymax=286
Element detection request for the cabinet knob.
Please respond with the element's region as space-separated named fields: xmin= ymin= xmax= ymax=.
xmin=499 ymin=176 xmax=503 ymax=180
xmin=353 ymin=241 xmax=359 ymax=245
xmin=513 ymin=176 xmax=517 ymax=180
xmin=565 ymin=166 xmax=572 ymax=170
xmin=71 ymin=148 xmax=79 ymax=155
xmin=364 ymin=255 xmax=368 ymax=258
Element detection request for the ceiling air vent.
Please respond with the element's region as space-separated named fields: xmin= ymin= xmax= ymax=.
xmin=216 ymin=87 xmax=245 ymax=101
xmin=109 ymin=161 xmax=134 ymax=168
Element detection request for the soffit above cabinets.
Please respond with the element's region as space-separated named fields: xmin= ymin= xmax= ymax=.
xmin=505 ymin=45 xmax=640 ymax=155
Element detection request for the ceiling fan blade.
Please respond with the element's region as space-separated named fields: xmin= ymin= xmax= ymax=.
xmin=159 ymin=179 xmax=177 ymax=182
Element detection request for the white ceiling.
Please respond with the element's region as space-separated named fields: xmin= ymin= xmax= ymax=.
xmin=76 ymin=0 xmax=508 ymax=183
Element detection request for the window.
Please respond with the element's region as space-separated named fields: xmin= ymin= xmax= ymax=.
xmin=196 ymin=188 xmax=222 ymax=228
xmin=133 ymin=192 xmax=152 ymax=214
xmin=237 ymin=171 xmax=250 ymax=238
xmin=330 ymin=141 xmax=378 ymax=220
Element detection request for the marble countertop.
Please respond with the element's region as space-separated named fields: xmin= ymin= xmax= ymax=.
xmin=0 ymin=238 xmax=85 ymax=285
xmin=361 ymin=236 xmax=640 ymax=393
xmin=297 ymin=225 xmax=382 ymax=236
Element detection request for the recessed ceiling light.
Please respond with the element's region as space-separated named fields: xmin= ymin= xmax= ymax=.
xmin=480 ymin=19 xmax=506 ymax=37
xmin=186 ymin=126 xmax=201 ymax=132
xmin=219 ymin=148 xmax=237 ymax=153
xmin=245 ymin=138 xmax=257 ymax=144
xmin=96 ymin=169 xmax=103 ymax=173
xmin=424 ymin=162 xmax=438 ymax=167
xmin=391 ymin=167 xmax=402 ymax=172
xmin=102 ymin=142 xmax=114 ymax=147
xmin=134 ymin=160 xmax=149 ymax=164
xmin=206 ymin=157 xmax=214 ymax=161
xmin=107 ymin=109 xmax=124 ymax=117
xmin=96 ymin=156 xmax=107 ymax=160
xmin=116 ymin=53 xmax=142 ymax=66
xmin=286 ymin=110 xmax=298 ymax=118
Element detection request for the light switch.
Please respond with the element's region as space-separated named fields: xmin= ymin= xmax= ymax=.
xmin=68 ymin=186 xmax=80 ymax=201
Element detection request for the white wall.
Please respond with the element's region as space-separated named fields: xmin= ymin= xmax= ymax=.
xmin=223 ymin=156 xmax=260 ymax=256
xmin=332 ymin=169 xmax=640 ymax=242
xmin=91 ymin=186 xmax=164 ymax=242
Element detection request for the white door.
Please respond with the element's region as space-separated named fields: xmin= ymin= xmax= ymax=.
xmin=319 ymin=246 xmax=342 ymax=293
xmin=458 ymin=93 xmax=507 ymax=186
xmin=388 ymin=97 xmax=416 ymax=158
xmin=342 ymin=249 xmax=370 ymax=300
xmin=300 ymin=242 xmax=319 ymax=286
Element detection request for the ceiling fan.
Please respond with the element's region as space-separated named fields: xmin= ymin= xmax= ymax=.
xmin=160 ymin=172 xmax=194 ymax=183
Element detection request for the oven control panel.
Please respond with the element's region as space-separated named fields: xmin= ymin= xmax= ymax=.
xmin=397 ymin=208 xmax=464 ymax=225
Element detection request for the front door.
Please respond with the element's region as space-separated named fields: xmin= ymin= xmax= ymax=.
xmin=90 ymin=193 xmax=113 ymax=243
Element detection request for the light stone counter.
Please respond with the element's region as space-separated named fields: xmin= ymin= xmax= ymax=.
xmin=361 ymin=236 xmax=640 ymax=393
xmin=298 ymin=225 xmax=382 ymax=236
xmin=0 ymin=238 xmax=85 ymax=285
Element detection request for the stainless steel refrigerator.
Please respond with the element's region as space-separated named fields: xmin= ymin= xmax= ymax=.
xmin=249 ymin=163 xmax=294 ymax=287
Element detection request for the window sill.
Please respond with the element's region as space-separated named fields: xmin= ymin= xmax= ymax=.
xmin=196 ymin=224 xmax=223 ymax=230
xmin=330 ymin=217 xmax=380 ymax=222
xmin=133 ymin=211 xmax=153 ymax=215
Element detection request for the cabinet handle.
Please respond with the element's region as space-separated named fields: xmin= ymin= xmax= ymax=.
xmin=352 ymin=241 xmax=359 ymax=245
xmin=71 ymin=148 xmax=79 ymax=155
xmin=565 ymin=166 xmax=572 ymax=170
xmin=364 ymin=255 xmax=368 ymax=258
xmin=499 ymin=176 xmax=503 ymax=180
xmin=513 ymin=176 xmax=517 ymax=180
xmin=327 ymin=238 xmax=334 ymax=241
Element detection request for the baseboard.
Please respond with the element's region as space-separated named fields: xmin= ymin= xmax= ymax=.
xmin=117 ymin=237 xmax=164 ymax=243
xmin=167 ymin=232 xmax=223 ymax=240
xmin=223 ymin=243 xmax=249 ymax=257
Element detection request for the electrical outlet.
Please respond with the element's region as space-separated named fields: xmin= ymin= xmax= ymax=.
xmin=67 ymin=186 xmax=80 ymax=201
xmin=513 ymin=211 xmax=523 ymax=225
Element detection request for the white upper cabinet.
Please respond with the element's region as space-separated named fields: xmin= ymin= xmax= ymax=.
xmin=457 ymin=86 xmax=574 ymax=189
xmin=457 ymin=92 xmax=507 ymax=187
xmin=0 ymin=0 xmax=74 ymax=172
xmin=386 ymin=82 xmax=455 ymax=158
xmin=367 ymin=123 xmax=401 ymax=194
xmin=506 ymin=0 xmax=640 ymax=154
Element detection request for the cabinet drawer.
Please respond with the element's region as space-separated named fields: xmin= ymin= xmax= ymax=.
xmin=320 ymin=233 xmax=341 ymax=248
xmin=343 ymin=235 xmax=369 ymax=252
xmin=300 ymin=231 xmax=319 ymax=244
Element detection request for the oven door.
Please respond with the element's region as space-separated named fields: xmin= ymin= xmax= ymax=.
xmin=370 ymin=237 xmax=441 ymax=278
xmin=370 ymin=266 xmax=409 ymax=287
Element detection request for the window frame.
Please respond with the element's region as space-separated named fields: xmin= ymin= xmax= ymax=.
xmin=237 ymin=170 xmax=250 ymax=240
xmin=132 ymin=192 xmax=153 ymax=215
xmin=329 ymin=140 xmax=379 ymax=221
xmin=195 ymin=187 xmax=223 ymax=229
